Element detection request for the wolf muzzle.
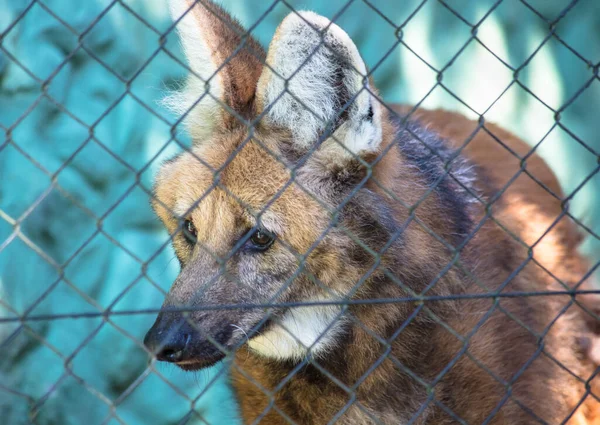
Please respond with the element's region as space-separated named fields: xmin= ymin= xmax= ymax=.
xmin=143 ymin=312 xmax=229 ymax=370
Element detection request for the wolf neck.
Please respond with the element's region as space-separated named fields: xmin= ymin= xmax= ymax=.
xmin=234 ymin=298 xmax=441 ymax=424
xmin=246 ymin=303 xmax=348 ymax=361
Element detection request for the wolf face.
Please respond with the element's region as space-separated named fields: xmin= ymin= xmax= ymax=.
xmin=143 ymin=1 xmax=393 ymax=368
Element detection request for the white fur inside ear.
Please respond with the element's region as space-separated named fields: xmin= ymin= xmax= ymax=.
xmin=162 ymin=0 xmax=223 ymax=140
xmin=258 ymin=11 xmax=382 ymax=155
xmin=248 ymin=304 xmax=345 ymax=361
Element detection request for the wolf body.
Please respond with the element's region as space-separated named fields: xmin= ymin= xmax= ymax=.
xmin=144 ymin=1 xmax=600 ymax=423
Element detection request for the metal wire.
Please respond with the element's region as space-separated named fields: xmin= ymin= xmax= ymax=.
xmin=1 ymin=0 xmax=599 ymax=424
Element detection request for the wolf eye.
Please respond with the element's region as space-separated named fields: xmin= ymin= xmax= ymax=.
xmin=248 ymin=229 xmax=275 ymax=251
xmin=183 ymin=219 xmax=197 ymax=244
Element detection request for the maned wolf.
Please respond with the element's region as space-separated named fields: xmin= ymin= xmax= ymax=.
xmin=143 ymin=1 xmax=600 ymax=423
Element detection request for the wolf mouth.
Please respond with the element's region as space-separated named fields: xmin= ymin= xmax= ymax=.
xmin=175 ymin=355 xmax=225 ymax=371
xmin=174 ymin=319 xmax=275 ymax=371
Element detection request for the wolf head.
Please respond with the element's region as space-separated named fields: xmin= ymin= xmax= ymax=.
xmin=144 ymin=0 xmax=393 ymax=370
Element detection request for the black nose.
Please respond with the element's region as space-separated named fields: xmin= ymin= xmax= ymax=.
xmin=143 ymin=316 xmax=193 ymax=363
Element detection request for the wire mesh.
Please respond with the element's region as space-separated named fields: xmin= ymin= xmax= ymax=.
xmin=1 ymin=0 xmax=600 ymax=424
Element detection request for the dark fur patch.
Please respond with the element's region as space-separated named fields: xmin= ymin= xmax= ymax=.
xmin=330 ymin=159 xmax=367 ymax=194
xmin=331 ymin=63 xmax=351 ymax=127
xmin=390 ymin=113 xmax=477 ymax=246
xmin=365 ymin=105 xmax=374 ymax=122
xmin=214 ymin=322 xmax=234 ymax=345
xmin=339 ymin=189 xmax=398 ymax=264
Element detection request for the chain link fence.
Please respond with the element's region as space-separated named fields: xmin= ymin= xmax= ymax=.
xmin=1 ymin=0 xmax=600 ymax=424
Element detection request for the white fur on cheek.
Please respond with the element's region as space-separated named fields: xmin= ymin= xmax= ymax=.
xmin=259 ymin=11 xmax=382 ymax=155
xmin=248 ymin=304 xmax=345 ymax=361
xmin=162 ymin=0 xmax=222 ymax=140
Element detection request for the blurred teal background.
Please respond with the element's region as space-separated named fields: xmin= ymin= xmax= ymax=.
xmin=0 ymin=0 xmax=598 ymax=424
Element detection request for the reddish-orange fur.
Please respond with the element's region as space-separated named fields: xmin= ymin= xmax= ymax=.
xmin=228 ymin=106 xmax=600 ymax=425
xmin=147 ymin=2 xmax=600 ymax=424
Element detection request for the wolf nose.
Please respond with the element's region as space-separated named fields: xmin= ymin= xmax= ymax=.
xmin=156 ymin=333 xmax=190 ymax=362
xmin=143 ymin=317 xmax=192 ymax=363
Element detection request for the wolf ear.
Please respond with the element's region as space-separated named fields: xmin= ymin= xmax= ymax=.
xmin=256 ymin=11 xmax=382 ymax=157
xmin=165 ymin=0 xmax=265 ymax=139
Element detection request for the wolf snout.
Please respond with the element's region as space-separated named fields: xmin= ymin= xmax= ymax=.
xmin=143 ymin=313 xmax=227 ymax=369
xmin=143 ymin=315 xmax=193 ymax=362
